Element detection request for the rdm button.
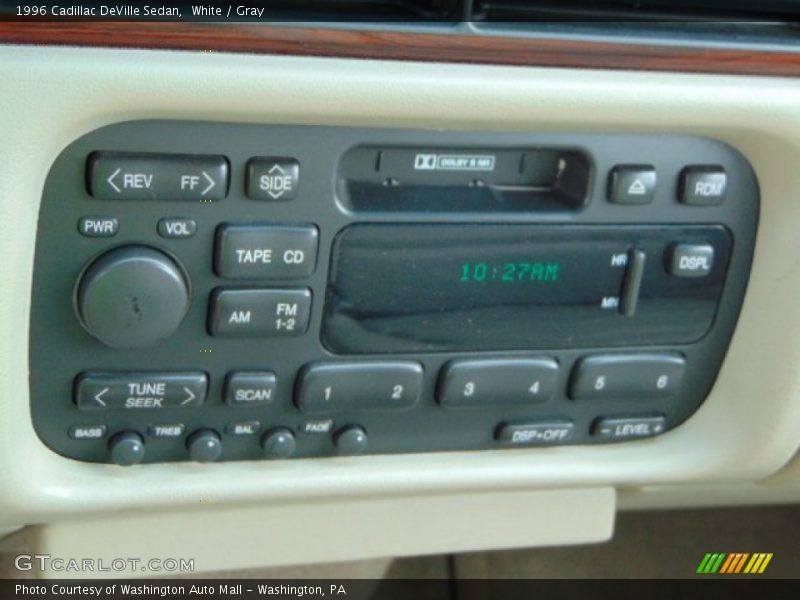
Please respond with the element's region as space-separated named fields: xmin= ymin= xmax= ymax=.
xmin=215 ymin=224 xmax=319 ymax=279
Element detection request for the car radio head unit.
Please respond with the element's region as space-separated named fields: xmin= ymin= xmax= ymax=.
xmin=28 ymin=120 xmax=758 ymax=465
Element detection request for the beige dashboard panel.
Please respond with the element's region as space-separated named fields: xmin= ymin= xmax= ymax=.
xmin=1 ymin=46 xmax=800 ymax=540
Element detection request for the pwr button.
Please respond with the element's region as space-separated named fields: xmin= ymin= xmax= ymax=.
xmin=668 ymin=243 xmax=715 ymax=278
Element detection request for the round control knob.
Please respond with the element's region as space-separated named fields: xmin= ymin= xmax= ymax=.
xmin=261 ymin=428 xmax=296 ymax=459
xmin=76 ymin=245 xmax=190 ymax=349
xmin=334 ymin=425 xmax=368 ymax=456
xmin=187 ymin=429 xmax=222 ymax=463
xmin=108 ymin=431 xmax=145 ymax=466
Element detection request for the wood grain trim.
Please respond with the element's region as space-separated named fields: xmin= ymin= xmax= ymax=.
xmin=2 ymin=21 xmax=800 ymax=77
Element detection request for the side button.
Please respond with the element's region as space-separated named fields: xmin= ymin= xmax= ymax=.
xmin=495 ymin=420 xmax=574 ymax=446
xmin=593 ymin=415 xmax=667 ymax=440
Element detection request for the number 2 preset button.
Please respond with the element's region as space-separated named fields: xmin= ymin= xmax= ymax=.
xmin=437 ymin=358 xmax=558 ymax=407
xmin=569 ymin=353 xmax=685 ymax=401
xmin=296 ymin=361 xmax=424 ymax=413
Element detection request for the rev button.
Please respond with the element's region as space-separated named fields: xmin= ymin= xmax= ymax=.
xmin=75 ymin=372 xmax=207 ymax=410
xmin=88 ymin=151 xmax=228 ymax=201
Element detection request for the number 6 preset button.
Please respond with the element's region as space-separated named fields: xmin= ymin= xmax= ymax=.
xmin=569 ymin=353 xmax=686 ymax=401
xmin=436 ymin=358 xmax=558 ymax=407
xmin=295 ymin=361 xmax=423 ymax=413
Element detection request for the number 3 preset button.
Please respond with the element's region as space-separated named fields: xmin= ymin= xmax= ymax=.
xmin=437 ymin=358 xmax=558 ymax=407
xmin=296 ymin=361 xmax=423 ymax=413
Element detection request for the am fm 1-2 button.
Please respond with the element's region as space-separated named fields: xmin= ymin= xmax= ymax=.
xmin=208 ymin=288 xmax=312 ymax=337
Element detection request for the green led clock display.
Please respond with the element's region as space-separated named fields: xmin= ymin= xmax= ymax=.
xmin=460 ymin=261 xmax=560 ymax=283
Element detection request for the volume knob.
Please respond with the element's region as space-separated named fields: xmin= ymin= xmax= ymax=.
xmin=77 ymin=245 xmax=190 ymax=349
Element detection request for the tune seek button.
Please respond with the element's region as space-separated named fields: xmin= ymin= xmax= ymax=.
xmin=75 ymin=372 xmax=208 ymax=410
xmin=495 ymin=420 xmax=574 ymax=446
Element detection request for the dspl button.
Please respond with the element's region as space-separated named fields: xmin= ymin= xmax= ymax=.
xmin=667 ymin=243 xmax=715 ymax=278
xmin=214 ymin=224 xmax=318 ymax=279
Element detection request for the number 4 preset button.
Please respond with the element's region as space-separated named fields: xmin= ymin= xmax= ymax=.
xmin=295 ymin=361 xmax=423 ymax=413
xmin=437 ymin=358 xmax=558 ymax=407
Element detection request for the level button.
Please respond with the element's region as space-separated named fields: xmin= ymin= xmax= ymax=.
xmin=75 ymin=372 xmax=207 ymax=410
xmin=88 ymin=151 xmax=228 ymax=201
xmin=593 ymin=415 xmax=667 ymax=440
xmin=215 ymin=224 xmax=319 ymax=279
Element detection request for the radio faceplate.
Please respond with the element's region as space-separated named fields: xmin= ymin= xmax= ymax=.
xmin=29 ymin=121 xmax=758 ymax=465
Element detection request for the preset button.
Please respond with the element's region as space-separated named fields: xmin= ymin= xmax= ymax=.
xmin=296 ymin=361 xmax=424 ymax=413
xmin=569 ymin=354 xmax=685 ymax=401
xmin=437 ymin=358 xmax=558 ymax=407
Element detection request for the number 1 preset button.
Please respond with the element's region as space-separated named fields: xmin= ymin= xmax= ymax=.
xmin=295 ymin=361 xmax=424 ymax=413
xmin=437 ymin=358 xmax=559 ymax=407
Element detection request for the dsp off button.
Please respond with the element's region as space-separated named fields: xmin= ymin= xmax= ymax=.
xmin=680 ymin=166 xmax=727 ymax=206
xmin=437 ymin=358 xmax=558 ymax=407
xmin=88 ymin=152 xmax=228 ymax=201
xmin=75 ymin=372 xmax=207 ymax=410
xmin=296 ymin=361 xmax=424 ymax=412
xmin=246 ymin=158 xmax=300 ymax=201
xmin=208 ymin=288 xmax=311 ymax=337
xmin=215 ymin=224 xmax=319 ymax=279
xmin=569 ymin=353 xmax=686 ymax=401
xmin=667 ymin=243 xmax=715 ymax=278
xmin=593 ymin=415 xmax=667 ymax=440
xmin=496 ymin=420 xmax=574 ymax=446
xmin=224 ymin=371 xmax=277 ymax=406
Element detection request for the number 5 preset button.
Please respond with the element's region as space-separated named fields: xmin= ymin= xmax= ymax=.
xmin=295 ymin=361 xmax=423 ymax=413
xmin=437 ymin=358 xmax=558 ymax=407
xmin=569 ymin=353 xmax=686 ymax=401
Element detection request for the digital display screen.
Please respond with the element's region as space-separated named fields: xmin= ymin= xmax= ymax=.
xmin=322 ymin=224 xmax=729 ymax=354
